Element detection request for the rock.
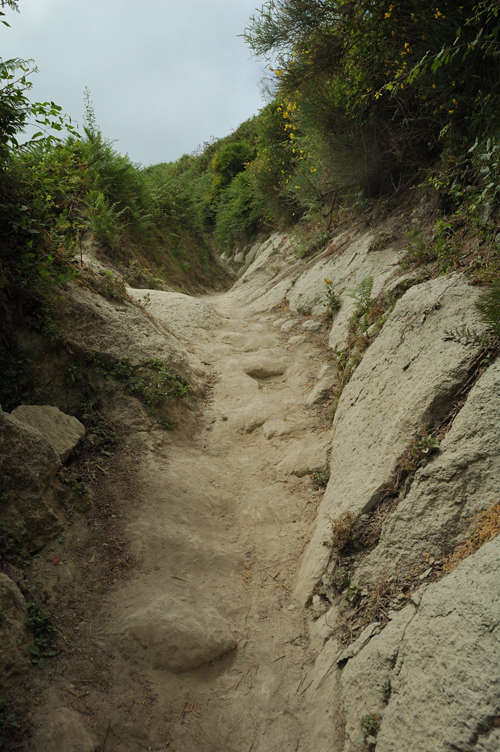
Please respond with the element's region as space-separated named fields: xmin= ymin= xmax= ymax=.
xmin=0 ymin=408 xmax=66 ymax=548
xmin=126 ymin=288 xmax=222 ymax=342
xmin=278 ymin=440 xmax=328 ymax=477
xmin=60 ymin=284 xmax=205 ymax=394
xmin=296 ymin=275 xmax=486 ymax=603
xmin=11 ymin=405 xmax=85 ymax=462
xmin=373 ymin=536 xmax=500 ymax=752
xmin=337 ymin=621 xmax=382 ymax=664
xmin=281 ymin=319 xmax=297 ymax=332
xmin=114 ymin=594 xmax=237 ymax=672
xmin=232 ymin=405 xmax=271 ymax=434
xmin=262 ymin=418 xmax=316 ymax=440
xmin=339 ymin=607 xmax=417 ymax=750
xmin=301 ymin=320 xmax=322 ymax=332
xmin=357 ymin=358 xmax=500 ymax=582
xmin=29 ymin=708 xmax=96 ymax=752
xmin=245 ymin=241 xmax=261 ymax=266
xmin=288 ymin=335 xmax=307 ymax=345
xmin=306 ymin=364 xmax=336 ymax=405
xmin=311 ymin=594 xmax=330 ymax=618
xmin=0 ymin=574 xmax=30 ymax=680
xmin=272 ymin=318 xmax=287 ymax=327
xmin=243 ymin=358 xmax=287 ymax=379
xmin=309 ymin=605 xmax=338 ymax=653
xmin=233 ymin=252 xmax=245 ymax=264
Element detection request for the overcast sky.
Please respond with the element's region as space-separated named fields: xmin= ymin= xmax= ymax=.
xmin=1 ymin=0 xmax=266 ymax=166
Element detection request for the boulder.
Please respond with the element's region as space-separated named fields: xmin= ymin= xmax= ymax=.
xmin=243 ymin=358 xmax=287 ymax=379
xmin=281 ymin=319 xmax=297 ymax=332
xmin=357 ymin=358 xmax=500 ymax=582
xmin=296 ymin=275 xmax=486 ymax=603
xmin=30 ymin=708 xmax=96 ymax=752
xmin=11 ymin=405 xmax=85 ymax=463
xmin=288 ymin=335 xmax=307 ymax=346
xmin=373 ymin=536 xmax=500 ymax=752
xmin=0 ymin=574 xmax=31 ymax=680
xmin=278 ymin=440 xmax=328 ymax=477
xmin=234 ymin=252 xmax=245 ymax=264
xmin=114 ymin=594 xmax=236 ymax=672
xmin=0 ymin=409 xmax=65 ymax=548
xmin=306 ymin=364 xmax=336 ymax=405
xmin=301 ymin=319 xmax=322 ymax=332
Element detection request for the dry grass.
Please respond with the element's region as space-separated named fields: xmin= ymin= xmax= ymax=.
xmin=327 ymin=511 xmax=357 ymax=551
xmin=443 ymin=503 xmax=500 ymax=572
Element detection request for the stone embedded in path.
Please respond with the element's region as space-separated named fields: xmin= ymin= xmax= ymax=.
xmin=243 ymin=358 xmax=287 ymax=379
xmin=114 ymin=594 xmax=237 ymax=673
xmin=301 ymin=320 xmax=322 ymax=332
xmin=11 ymin=405 xmax=85 ymax=463
xmin=262 ymin=418 xmax=317 ymax=440
xmin=296 ymin=275 xmax=486 ymax=604
xmin=272 ymin=317 xmax=287 ymax=327
xmin=29 ymin=708 xmax=96 ymax=752
xmin=281 ymin=319 xmax=296 ymax=332
xmin=306 ymin=364 xmax=336 ymax=405
xmin=278 ymin=440 xmax=328 ymax=477
xmin=288 ymin=335 xmax=307 ymax=346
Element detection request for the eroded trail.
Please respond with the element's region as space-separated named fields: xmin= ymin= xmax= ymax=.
xmin=85 ymin=292 xmax=335 ymax=751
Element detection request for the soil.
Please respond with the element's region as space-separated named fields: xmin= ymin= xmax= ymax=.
xmin=4 ymin=291 xmax=338 ymax=752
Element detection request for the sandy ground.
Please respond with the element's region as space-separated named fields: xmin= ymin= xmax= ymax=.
xmin=20 ymin=291 xmax=341 ymax=752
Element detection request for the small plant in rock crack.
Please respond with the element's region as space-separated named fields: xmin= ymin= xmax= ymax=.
xmin=25 ymin=603 xmax=58 ymax=669
xmin=309 ymin=469 xmax=330 ymax=486
xmin=61 ymin=472 xmax=89 ymax=496
xmin=158 ymin=416 xmax=177 ymax=431
xmin=360 ymin=713 xmax=380 ymax=745
xmin=0 ymin=697 xmax=21 ymax=749
xmin=344 ymin=582 xmax=363 ymax=604
xmin=412 ymin=436 xmax=440 ymax=456
xmin=323 ymin=278 xmax=341 ymax=316
xmin=379 ymin=680 xmax=391 ymax=703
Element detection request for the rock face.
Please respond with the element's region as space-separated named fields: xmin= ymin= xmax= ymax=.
xmin=60 ymin=284 xmax=206 ymax=395
xmin=29 ymin=708 xmax=96 ymax=752
xmin=114 ymin=594 xmax=237 ymax=673
xmin=11 ymin=405 xmax=85 ymax=462
xmin=296 ymin=275 xmax=486 ymax=603
xmin=0 ymin=408 xmax=65 ymax=547
xmin=0 ymin=573 xmax=31 ymax=680
xmin=126 ymin=288 xmax=222 ymax=342
xmin=357 ymin=357 xmax=500 ymax=582
xmin=337 ymin=536 xmax=500 ymax=752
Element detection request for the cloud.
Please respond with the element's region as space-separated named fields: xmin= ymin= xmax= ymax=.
xmin=2 ymin=0 xmax=266 ymax=164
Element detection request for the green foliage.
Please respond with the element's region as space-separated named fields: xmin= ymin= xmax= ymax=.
xmin=25 ymin=602 xmax=58 ymax=669
xmin=158 ymin=416 xmax=177 ymax=431
xmin=309 ymin=469 xmax=330 ymax=486
xmin=346 ymin=276 xmax=374 ymax=330
xmin=379 ymin=680 xmax=391 ymax=703
xmin=60 ymin=473 xmax=89 ymax=496
xmin=477 ymin=279 xmax=500 ymax=334
xmin=360 ymin=713 xmax=380 ymax=744
xmin=0 ymin=695 xmax=22 ymax=751
xmin=323 ymin=278 xmax=341 ymax=315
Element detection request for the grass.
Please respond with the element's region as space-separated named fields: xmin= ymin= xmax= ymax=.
xmin=443 ymin=503 xmax=500 ymax=572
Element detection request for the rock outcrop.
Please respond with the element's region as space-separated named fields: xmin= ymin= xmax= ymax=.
xmin=0 ymin=573 xmax=31 ymax=680
xmin=10 ymin=405 xmax=85 ymax=462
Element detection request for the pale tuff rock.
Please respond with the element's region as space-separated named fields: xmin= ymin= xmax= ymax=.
xmin=11 ymin=404 xmax=85 ymax=463
xmin=0 ymin=574 xmax=31 ymax=680
xmin=126 ymin=288 xmax=222 ymax=341
xmin=373 ymin=536 xmax=500 ymax=752
xmin=278 ymin=439 xmax=328 ymax=477
xmin=296 ymin=275 xmax=485 ymax=604
xmin=288 ymin=334 xmax=307 ymax=345
xmin=301 ymin=319 xmax=322 ymax=332
xmin=29 ymin=708 xmax=96 ymax=752
xmin=61 ymin=284 xmax=205 ymax=394
xmin=113 ymin=594 xmax=237 ymax=673
xmin=306 ymin=363 xmax=336 ymax=405
xmin=357 ymin=358 xmax=500 ymax=583
xmin=280 ymin=319 xmax=297 ymax=332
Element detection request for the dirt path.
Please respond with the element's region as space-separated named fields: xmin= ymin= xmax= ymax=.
xmin=26 ymin=292 xmax=339 ymax=752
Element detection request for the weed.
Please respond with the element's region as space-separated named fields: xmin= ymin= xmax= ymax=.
xmin=360 ymin=713 xmax=379 ymax=745
xmin=379 ymin=680 xmax=391 ymax=703
xmin=344 ymin=582 xmax=363 ymax=604
xmin=158 ymin=416 xmax=177 ymax=431
xmin=412 ymin=436 xmax=440 ymax=456
xmin=25 ymin=603 xmax=58 ymax=669
xmin=310 ymin=469 xmax=330 ymax=486
xmin=0 ymin=525 xmax=31 ymax=568
xmin=346 ymin=276 xmax=374 ymax=331
xmin=402 ymin=228 xmax=435 ymax=266
xmin=60 ymin=473 xmax=89 ymax=496
xmin=87 ymin=354 xmax=189 ymax=413
xmin=92 ymin=269 xmax=128 ymax=301
xmin=369 ymin=230 xmax=395 ymax=252
xmin=442 ymin=325 xmax=486 ymax=345
xmin=477 ymin=279 xmax=500 ymax=335
xmin=323 ymin=278 xmax=341 ymax=316
xmin=328 ymin=511 xmax=357 ymax=551
xmin=0 ymin=697 xmax=21 ymax=749
xmin=297 ymin=305 xmax=312 ymax=315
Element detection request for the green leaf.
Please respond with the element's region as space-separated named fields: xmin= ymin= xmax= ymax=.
xmin=37 ymin=658 xmax=46 ymax=670
xmin=28 ymin=644 xmax=39 ymax=656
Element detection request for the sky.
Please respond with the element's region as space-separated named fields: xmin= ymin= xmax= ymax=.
xmin=1 ymin=0 xmax=267 ymax=166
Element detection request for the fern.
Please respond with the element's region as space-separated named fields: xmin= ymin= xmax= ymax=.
xmin=346 ymin=276 xmax=374 ymax=331
xmin=476 ymin=280 xmax=500 ymax=335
